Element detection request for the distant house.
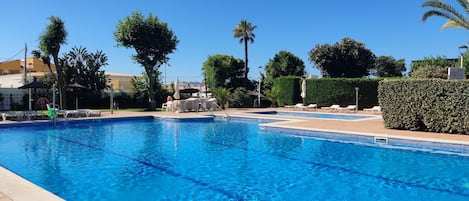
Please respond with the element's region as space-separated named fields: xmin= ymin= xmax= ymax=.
xmin=0 ymin=57 xmax=56 ymax=75
xmin=0 ymin=57 xmax=138 ymax=110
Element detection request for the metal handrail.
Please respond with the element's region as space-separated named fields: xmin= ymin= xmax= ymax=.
xmin=210 ymin=102 xmax=230 ymax=119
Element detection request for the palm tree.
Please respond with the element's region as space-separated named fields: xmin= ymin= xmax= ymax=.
xmin=233 ymin=19 xmax=257 ymax=78
xmin=39 ymin=16 xmax=68 ymax=108
xmin=422 ymin=0 xmax=469 ymax=30
xmin=211 ymin=87 xmax=231 ymax=109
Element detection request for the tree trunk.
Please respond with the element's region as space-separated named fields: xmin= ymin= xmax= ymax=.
xmin=144 ymin=67 xmax=157 ymax=109
xmin=53 ymin=54 xmax=67 ymax=109
xmin=244 ymin=39 xmax=249 ymax=79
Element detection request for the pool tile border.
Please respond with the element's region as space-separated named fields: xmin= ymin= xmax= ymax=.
xmin=259 ymin=123 xmax=469 ymax=155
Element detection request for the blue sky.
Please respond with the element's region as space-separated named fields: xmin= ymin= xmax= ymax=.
xmin=1 ymin=0 xmax=467 ymax=83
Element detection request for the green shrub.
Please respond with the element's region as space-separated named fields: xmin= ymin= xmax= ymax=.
xmin=378 ymin=79 xmax=469 ymax=134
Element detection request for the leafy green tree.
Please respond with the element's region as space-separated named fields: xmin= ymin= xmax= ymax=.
xmin=202 ymin=54 xmax=250 ymax=90
xmin=374 ymin=56 xmax=406 ymax=77
xmin=233 ymin=19 xmax=257 ymax=78
xmin=38 ymin=16 xmax=68 ymax=108
xmin=114 ymin=11 xmax=178 ymax=107
xmin=422 ymin=0 xmax=469 ymax=30
xmin=308 ymin=38 xmax=376 ymax=78
xmin=264 ymin=51 xmax=305 ymax=87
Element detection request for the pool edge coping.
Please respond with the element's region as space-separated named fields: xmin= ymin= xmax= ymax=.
xmin=0 ymin=167 xmax=64 ymax=201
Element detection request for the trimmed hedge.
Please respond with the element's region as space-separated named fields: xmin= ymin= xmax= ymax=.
xmin=307 ymin=78 xmax=380 ymax=109
xmin=273 ymin=77 xmax=380 ymax=108
xmin=274 ymin=76 xmax=301 ymax=106
xmin=378 ymin=79 xmax=469 ymax=134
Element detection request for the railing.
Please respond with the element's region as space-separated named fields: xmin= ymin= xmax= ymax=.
xmin=210 ymin=102 xmax=230 ymax=119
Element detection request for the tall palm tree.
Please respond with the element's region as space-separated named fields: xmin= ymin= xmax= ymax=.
xmin=422 ymin=0 xmax=469 ymax=30
xmin=233 ymin=19 xmax=257 ymax=78
xmin=39 ymin=16 xmax=68 ymax=108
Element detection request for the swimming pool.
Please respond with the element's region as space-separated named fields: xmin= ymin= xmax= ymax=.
xmin=0 ymin=117 xmax=468 ymax=200
xmin=249 ymin=111 xmax=377 ymax=120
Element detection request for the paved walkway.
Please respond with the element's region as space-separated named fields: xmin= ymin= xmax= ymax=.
xmin=1 ymin=108 xmax=469 ymax=200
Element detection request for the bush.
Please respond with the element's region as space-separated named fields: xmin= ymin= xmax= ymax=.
xmin=378 ymin=79 xmax=469 ymax=134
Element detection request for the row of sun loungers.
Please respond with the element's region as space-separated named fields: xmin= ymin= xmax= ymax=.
xmin=57 ymin=109 xmax=101 ymax=118
xmin=285 ymin=104 xmax=381 ymax=113
xmin=1 ymin=107 xmax=101 ymax=121
xmin=285 ymin=103 xmax=317 ymax=110
xmin=1 ymin=111 xmax=48 ymax=121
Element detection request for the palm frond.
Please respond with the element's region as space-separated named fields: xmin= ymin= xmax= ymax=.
xmin=422 ymin=0 xmax=469 ymax=30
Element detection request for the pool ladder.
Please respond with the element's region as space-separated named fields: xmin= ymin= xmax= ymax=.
xmin=210 ymin=102 xmax=230 ymax=119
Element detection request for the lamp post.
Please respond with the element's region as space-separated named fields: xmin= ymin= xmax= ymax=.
xmin=459 ymin=45 xmax=467 ymax=68
xmin=108 ymin=79 xmax=114 ymax=115
xmin=258 ymin=66 xmax=262 ymax=107
xmin=355 ymin=87 xmax=359 ymax=112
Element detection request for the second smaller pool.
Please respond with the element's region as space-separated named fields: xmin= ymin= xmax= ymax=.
xmin=249 ymin=111 xmax=378 ymax=121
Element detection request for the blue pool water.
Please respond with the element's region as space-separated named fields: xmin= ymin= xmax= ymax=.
xmin=250 ymin=111 xmax=376 ymax=120
xmin=1 ymin=118 xmax=469 ymax=200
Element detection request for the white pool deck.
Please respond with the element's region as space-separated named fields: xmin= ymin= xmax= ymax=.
xmin=1 ymin=108 xmax=469 ymax=200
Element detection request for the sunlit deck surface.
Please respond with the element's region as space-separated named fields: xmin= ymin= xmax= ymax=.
xmin=1 ymin=108 xmax=469 ymax=200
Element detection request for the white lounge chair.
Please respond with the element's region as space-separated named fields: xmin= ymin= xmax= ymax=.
xmin=305 ymin=104 xmax=318 ymax=110
xmin=338 ymin=105 xmax=357 ymax=112
xmin=321 ymin=104 xmax=341 ymax=111
xmin=285 ymin=103 xmax=305 ymax=110
xmin=77 ymin=109 xmax=101 ymax=117
xmin=364 ymin=106 xmax=381 ymax=113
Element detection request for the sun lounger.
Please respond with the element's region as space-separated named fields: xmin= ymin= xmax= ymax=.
xmin=1 ymin=112 xmax=11 ymax=121
xmin=337 ymin=105 xmax=357 ymax=112
xmin=321 ymin=104 xmax=341 ymax=111
xmin=76 ymin=109 xmax=101 ymax=117
xmin=285 ymin=103 xmax=305 ymax=110
xmin=305 ymin=104 xmax=318 ymax=110
xmin=364 ymin=106 xmax=381 ymax=113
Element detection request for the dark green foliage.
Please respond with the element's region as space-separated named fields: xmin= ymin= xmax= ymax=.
xmin=273 ymin=76 xmax=302 ymax=106
xmin=374 ymin=56 xmax=406 ymax=77
xmin=307 ymin=78 xmax=380 ymax=109
xmin=212 ymin=87 xmax=231 ymax=109
xmin=202 ymin=54 xmax=253 ymax=90
xmin=264 ymin=51 xmax=305 ymax=87
xmin=308 ymin=38 xmax=376 ymax=78
xmin=59 ymin=46 xmax=108 ymax=109
xmin=378 ymin=79 xmax=469 ymax=134
xmin=230 ymin=87 xmax=254 ymax=108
